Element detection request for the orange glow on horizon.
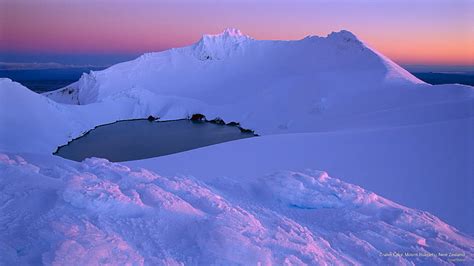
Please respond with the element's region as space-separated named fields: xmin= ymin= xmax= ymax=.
xmin=1 ymin=0 xmax=472 ymax=66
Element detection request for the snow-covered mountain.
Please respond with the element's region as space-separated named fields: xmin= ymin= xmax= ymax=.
xmin=44 ymin=28 xmax=472 ymax=135
xmin=1 ymin=28 xmax=473 ymax=264
xmin=47 ymin=28 xmax=423 ymax=105
xmin=1 ymin=153 xmax=473 ymax=265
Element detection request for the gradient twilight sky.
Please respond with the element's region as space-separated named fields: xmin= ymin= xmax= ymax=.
xmin=0 ymin=0 xmax=473 ymax=66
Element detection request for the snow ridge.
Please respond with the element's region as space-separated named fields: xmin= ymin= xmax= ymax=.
xmin=1 ymin=153 xmax=472 ymax=265
xmin=326 ymin=29 xmax=363 ymax=44
xmin=44 ymin=28 xmax=431 ymax=105
xmin=192 ymin=27 xmax=252 ymax=60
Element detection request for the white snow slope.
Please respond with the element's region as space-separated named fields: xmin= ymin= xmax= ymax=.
xmin=1 ymin=28 xmax=474 ymax=264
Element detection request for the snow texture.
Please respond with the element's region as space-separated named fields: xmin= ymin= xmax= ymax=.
xmin=1 ymin=153 xmax=473 ymax=265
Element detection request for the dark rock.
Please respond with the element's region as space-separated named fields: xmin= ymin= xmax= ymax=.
xmin=239 ymin=127 xmax=255 ymax=134
xmin=190 ymin=113 xmax=206 ymax=121
xmin=209 ymin=117 xmax=225 ymax=125
xmin=227 ymin=121 xmax=240 ymax=127
xmin=147 ymin=115 xmax=157 ymax=122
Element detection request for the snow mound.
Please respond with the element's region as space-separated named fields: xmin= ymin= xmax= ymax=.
xmin=45 ymin=28 xmax=430 ymax=106
xmin=262 ymin=170 xmax=381 ymax=209
xmin=1 ymin=153 xmax=472 ymax=265
xmin=0 ymin=79 xmax=73 ymax=152
xmin=4 ymin=71 xmax=472 ymax=155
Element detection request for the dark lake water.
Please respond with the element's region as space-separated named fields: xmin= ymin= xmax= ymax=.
xmin=54 ymin=119 xmax=256 ymax=162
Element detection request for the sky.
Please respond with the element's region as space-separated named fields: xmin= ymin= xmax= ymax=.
xmin=0 ymin=0 xmax=473 ymax=67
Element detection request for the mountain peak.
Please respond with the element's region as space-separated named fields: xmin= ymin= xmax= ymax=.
xmin=201 ymin=27 xmax=251 ymax=40
xmin=192 ymin=28 xmax=252 ymax=60
xmin=326 ymin=30 xmax=361 ymax=43
xmin=222 ymin=27 xmax=244 ymax=37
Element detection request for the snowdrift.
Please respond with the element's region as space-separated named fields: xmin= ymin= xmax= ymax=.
xmin=1 ymin=153 xmax=473 ymax=265
xmin=127 ymin=118 xmax=474 ymax=235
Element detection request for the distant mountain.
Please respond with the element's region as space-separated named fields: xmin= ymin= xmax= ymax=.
xmin=46 ymin=28 xmax=423 ymax=106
